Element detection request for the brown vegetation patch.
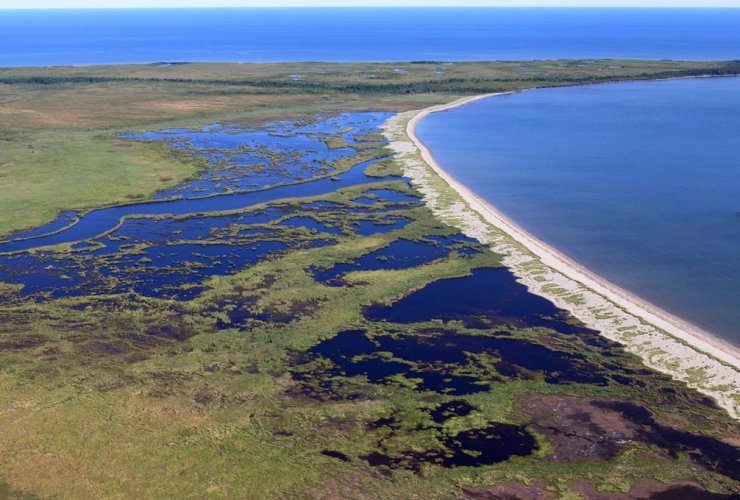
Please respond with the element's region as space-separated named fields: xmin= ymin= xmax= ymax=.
xmin=299 ymin=471 xmax=381 ymax=500
xmin=146 ymin=369 xmax=195 ymax=398
xmin=144 ymin=323 xmax=194 ymax=341
xmin=283 ymin=379 xmax=376 ymax=404
xmin=459 ymin=481 xmax=556 ymax=500
xmin=114 ymin=329 xmax=165 ymax=349
xmin=518 ymin=394 xmax=640 ymax=462
xmin=77 ymin=340 xmax=130 ymax=356
xmin=192 ymin=383 xmax=228 ymax=407
xmin=263 ymin=297 xmax=328 ymax=323
xmin=0 ymin=334 xmax=46 ymax=352
xmin=320 ymin=416 xmax=360 ymax=434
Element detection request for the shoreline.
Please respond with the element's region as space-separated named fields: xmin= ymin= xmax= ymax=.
xmin=390 ymin=89 xmax=740 ymax=417
xmin=406 ymin=92 xmax=740 ymax=367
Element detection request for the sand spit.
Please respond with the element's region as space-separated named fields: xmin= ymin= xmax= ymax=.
xmin=383 ymin=93 xmax=740 ymax=419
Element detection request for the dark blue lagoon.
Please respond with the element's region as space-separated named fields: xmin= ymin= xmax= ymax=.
xmin=416 ymin=77 xmax=740 ymax=343
xmin=2 ymin=8 xmax=740 ymax=66
xmin=0 ymin=111 xmax=405 ymax=302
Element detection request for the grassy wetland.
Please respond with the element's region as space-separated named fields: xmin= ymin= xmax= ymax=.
xmin=2 ymin=60 xmax=740 ymax=499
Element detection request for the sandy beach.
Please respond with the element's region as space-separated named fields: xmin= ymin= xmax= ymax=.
xmin=384 ymin=92 xmax=740 ymax=418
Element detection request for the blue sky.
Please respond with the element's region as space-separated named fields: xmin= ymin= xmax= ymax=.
xmin=2 ymin=0 xmax=740 ymax=8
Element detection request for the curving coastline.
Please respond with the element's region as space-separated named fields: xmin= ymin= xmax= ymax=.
xmin=386 ymin=91 xmax=740 ymax=418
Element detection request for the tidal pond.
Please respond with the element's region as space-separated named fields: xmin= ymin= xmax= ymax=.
xmin=365 ymin=267 xmax=594 ymax=334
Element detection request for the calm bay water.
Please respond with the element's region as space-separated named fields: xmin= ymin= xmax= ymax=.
xmin=2 ymin=8 xmax=740 ymax=66
xmin=416 ymin=77 xmax=740 ymax=343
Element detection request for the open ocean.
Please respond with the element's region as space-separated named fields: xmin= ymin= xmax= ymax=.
xmin=416 ymin=77 xmax=740 ymax=343
xmin=1 ymin=8 xmax=740 ymax=66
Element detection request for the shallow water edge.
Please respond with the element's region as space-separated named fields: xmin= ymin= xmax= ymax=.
xmin=384 ymin=87 xmax=740 ymax=419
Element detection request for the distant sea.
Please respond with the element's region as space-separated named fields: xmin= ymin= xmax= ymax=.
xmin=416 ymin=77 xmax=740 ymax=343
xmin=2 ymin=8 xmax=740 ymax=67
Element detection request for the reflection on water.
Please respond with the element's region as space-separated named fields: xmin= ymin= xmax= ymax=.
xmin=0 ymin=112 xmax=402 ymax=302
xmin=310 ymin=235 xmax=481 ymax=287
xmin=365 ymin=267 xmax=594 ymax=335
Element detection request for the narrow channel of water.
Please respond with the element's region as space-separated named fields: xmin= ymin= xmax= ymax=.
xmin=0 ymin=156 xmax=390 ymax=254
